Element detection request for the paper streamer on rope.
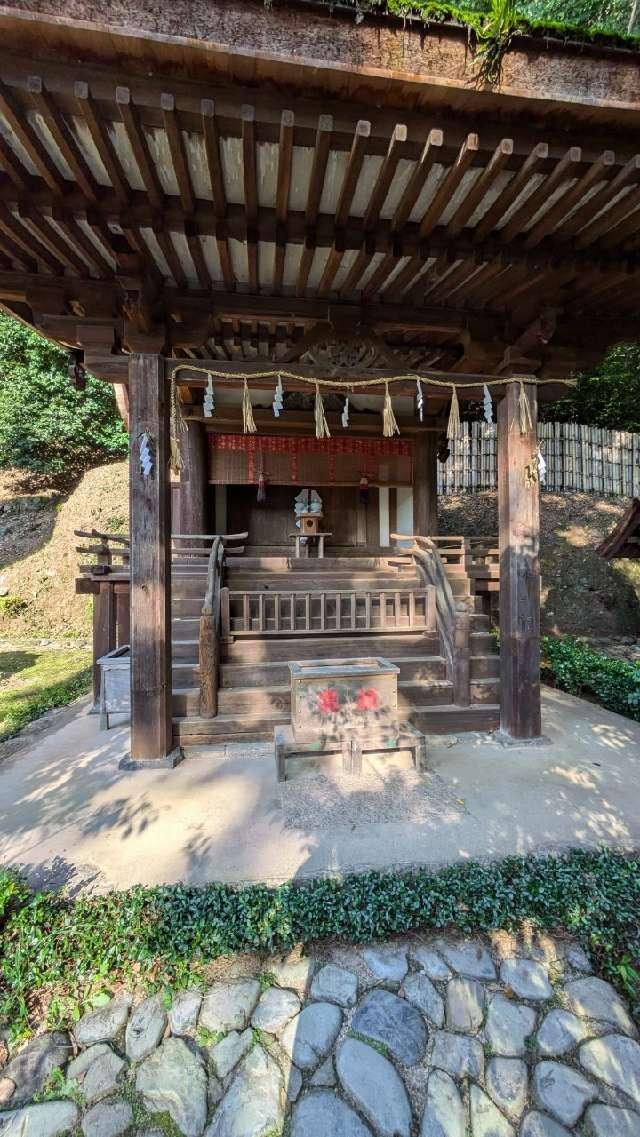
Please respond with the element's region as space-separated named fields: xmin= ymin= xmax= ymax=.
xmin=537 ymin=444 xmax=547 ymax=486
xmin=169 ymin=374 xmax=185 ymax=474
xmin=447 ymin=384 xmax=461 ymax=440
xmin=382 ymin=382 xmax=400 ymax=438
xmin=314 ymin=382 xmax=331 ymax=439
xmin=341 ymin=396 xmax=350 ymax=429
xmin=203 ymin=373 xmax=215 ymax=418
xmin=139 ymin=432 xmax=153 ymax=479
xmin=272 ymin=374 xmax=284 ymax=417
xmin=416 ymin=378 xmax=424 ymax=422
xmin=483 ymin=383 xmax=493 ymax=424
xmin=242 ymin=378 xmax=257 ymax=434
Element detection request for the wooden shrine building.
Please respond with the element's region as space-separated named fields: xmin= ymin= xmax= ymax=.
xmin=0 ymin=0 xmax=639 ymax=763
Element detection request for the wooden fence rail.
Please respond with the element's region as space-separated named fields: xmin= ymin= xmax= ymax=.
xmin=438 ymin=422 xmax=640 ymax=496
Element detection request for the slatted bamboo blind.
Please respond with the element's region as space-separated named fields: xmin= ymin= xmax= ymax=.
xmin=437 ymin=422 xmax=640 ymax=496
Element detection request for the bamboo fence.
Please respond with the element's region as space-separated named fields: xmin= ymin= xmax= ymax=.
xmin=437 ymin=422 xmax=640 ymax=496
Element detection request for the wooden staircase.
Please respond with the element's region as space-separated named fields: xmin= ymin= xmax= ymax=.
xmin=171 ymin=544 xmax=499 ymax=746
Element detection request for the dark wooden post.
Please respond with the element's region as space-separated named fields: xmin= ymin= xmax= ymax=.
xmin=413 ymin=432 xmax=438 ymax=536
xmin=179 ymin=420 xmax=208 ymax=536
xmin=91 ymin=582 xmax=116 ymax=706
xmin=127 ymin=354 xmax=177 ymax=766
xmin=497 ymin=379 xmax=541 ymax=740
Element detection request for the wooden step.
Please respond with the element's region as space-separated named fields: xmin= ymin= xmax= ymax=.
xmin=469 ymin=677 xmax=500 ymax=704
xmin=226 ymin=573 xmax=421 ymax=590
xmin=470 ymin=654 xmax=499 ymax=679
xmin=174 ymin=711 xmax=289 ymax=744
xmin=172 ymin=598 xmax=203 ymax=618
xmin=172 ymin=637 xmax=199 ymax=659
xmin=470 ymin=631 xmax=494 ymax=653
xmin=409 ymin=704 xmax=500 ymax=733
xmin=173 ymin=703 xmax=501 ymax=744
xmin=224 ymin=633 xmax=442 ymax=662
xmin=218 ymin=655 xmax=448 ymax=688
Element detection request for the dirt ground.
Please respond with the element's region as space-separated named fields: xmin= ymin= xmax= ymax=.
xmin=441 ymin=490 xmax=640 ymax=641
xmin=0 ymin=461 xmax=128 ymax=640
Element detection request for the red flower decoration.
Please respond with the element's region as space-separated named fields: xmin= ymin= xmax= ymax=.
xmin=357 ymin=687 xmax=380 ymax=712
xmin=317 ymin=687 xmax=340 ymax=715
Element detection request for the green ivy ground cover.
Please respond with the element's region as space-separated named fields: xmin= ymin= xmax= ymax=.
xmin=542 ymin=636 xmax=640 ymax=723
xmin=1 ymin=849 xmax=639 ymax=1042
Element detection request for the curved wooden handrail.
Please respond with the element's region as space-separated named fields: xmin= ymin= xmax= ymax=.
xmin=391 ymin=532 xmax=471 ymax=705
xmin=199 ymin=531 xmax=248 ymax=718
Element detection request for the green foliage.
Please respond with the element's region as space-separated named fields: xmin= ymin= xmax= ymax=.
xmin=542 ymin=635 xmax=640 ymax=721
xmin=541 ymin=344 xmax=640 ymax=432
xmin=2 ymin=850 xmax=640 ymax=1038
xmin=333 ymin=0 xmax=640 ymax=47
xmin=0 ymin=596 xmax=28 ymax=618
xmin=0 ymin=648 xmax=92 ymax=742
xmin=0 ymin=314 xmax=128 ymax=476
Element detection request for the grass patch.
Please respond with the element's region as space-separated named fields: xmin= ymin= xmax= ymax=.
xmin=0 ymin=647 xmax=91 ymax=742
xmin=1 ymin=849 xmax=639 ymax=1040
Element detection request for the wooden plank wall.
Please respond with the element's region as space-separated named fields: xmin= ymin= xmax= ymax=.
xmin=437 ymin=422 xmax=640 ymax=496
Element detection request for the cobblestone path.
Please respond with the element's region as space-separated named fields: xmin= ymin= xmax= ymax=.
xmin=1 ymin=931 xmax=639 ymax=1136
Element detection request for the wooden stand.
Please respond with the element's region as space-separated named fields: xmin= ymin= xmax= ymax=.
xmin=275 ymin=721 xmax=426 ymax=781
xmin=289 ymin=531 xmax=332 ymax=558
xmin=275 ymin=655 xmax=427 ymax=780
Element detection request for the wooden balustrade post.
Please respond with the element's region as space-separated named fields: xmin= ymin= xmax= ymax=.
xmin=453 ymin=607 xmax=471 ymax=706
xmin=127 ymin=354 xmax=178 ymax=766
xmin=91 ymin=581 xmax=116 ymax=707
xmin=497 ymin=379 xmax=542 ymax=740
xmin=413 ymin=431 xmax=438 ymax=536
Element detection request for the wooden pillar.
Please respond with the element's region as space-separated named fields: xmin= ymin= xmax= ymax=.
xmin=413 ymin=432 xmax=438 ymax=536
xmin=179 ymin=420 xmax=208 ymax=535
xmin=497 ymin=380 xmax=541 ymax=740
xmin=128 ymin=354 xmax=176 ymax=765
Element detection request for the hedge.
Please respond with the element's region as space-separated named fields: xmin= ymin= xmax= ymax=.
xmin=1 ymin=849 xmax=639 ymax=1040
xmin=542 ymin=636 xmax=640 ymax=722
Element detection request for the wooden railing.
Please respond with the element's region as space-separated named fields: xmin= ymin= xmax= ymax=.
xmin=391 ymin=532 xmax=471 ymax=706
xmin=223 ymin=587 xmax=436 ymax=636
xmin=198 ymin=532 xmax=248 ymax=718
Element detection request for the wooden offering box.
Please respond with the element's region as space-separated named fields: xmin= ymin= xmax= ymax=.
xmin=299 ymin=511 xmax=323 ymax=535
xmin=276 ymin=657 xmax=426 ymax=780
xmin=290 ymin=657 xmax=399 ymax=740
